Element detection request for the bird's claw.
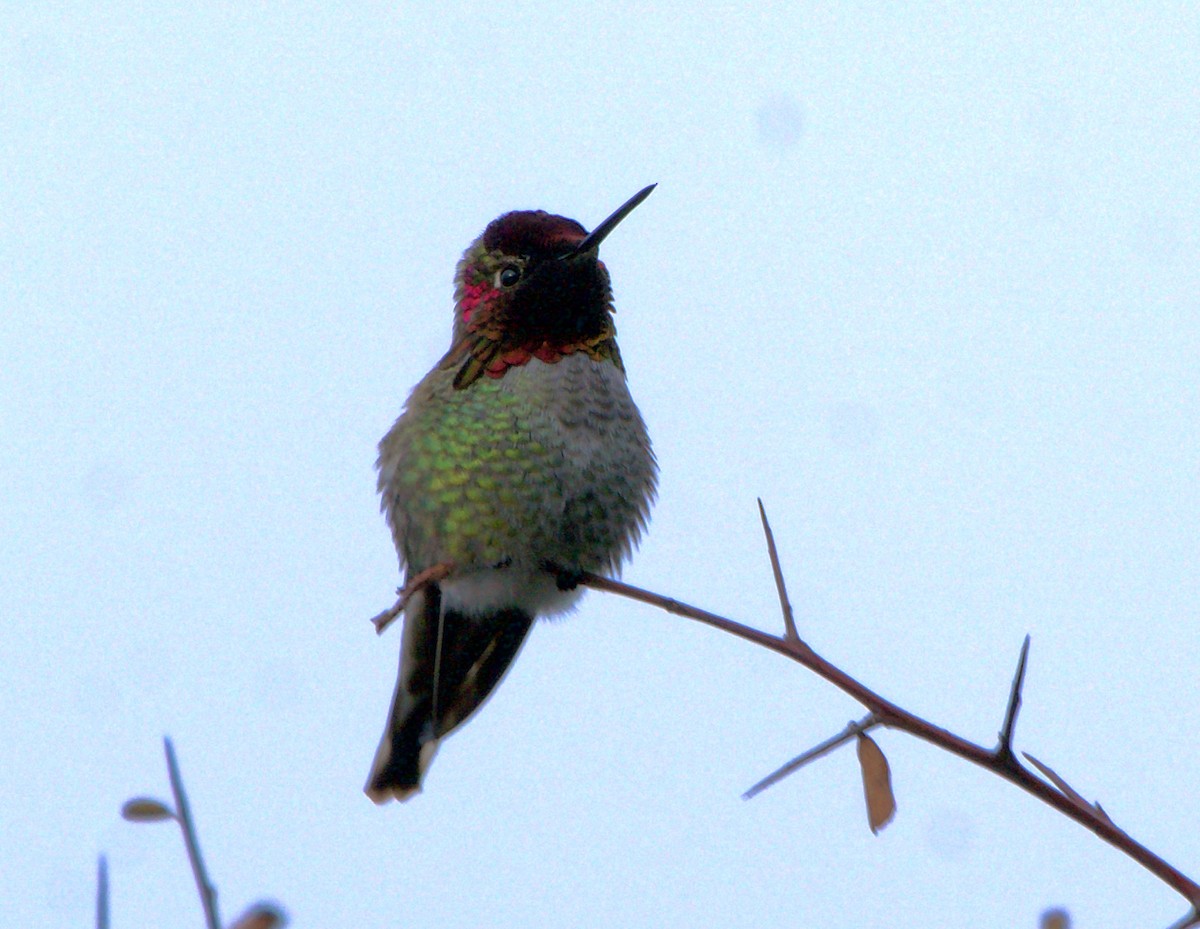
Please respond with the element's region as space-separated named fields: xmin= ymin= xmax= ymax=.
xmin=554 ymin=568 xmax=585 ymax=591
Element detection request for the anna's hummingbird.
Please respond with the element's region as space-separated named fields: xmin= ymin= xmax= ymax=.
xmin=365 ymin=185 xmax=658 ymax=803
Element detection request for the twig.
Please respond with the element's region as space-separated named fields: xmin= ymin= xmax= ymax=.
xmin=371 ymin=562 xmax=455 ymax=634
xmin=757 ymin=499 xmax=802 ymax=645
xmin=575 ymin=570 xmax=1200 ymax=908
xmin=1164 ymin=908 xmax=1200 ymax=929
xmin=743 ymin=715 xmax=878 ymax=800
xmin=164 ymin=738 xmax=221 ymax=929
xmin=996 ymin=634 xmax=1031 ymax=766
xmin=96 ymin=855 xmax=109 ymax=929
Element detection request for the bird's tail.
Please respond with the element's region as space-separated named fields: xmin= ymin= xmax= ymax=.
xmin=365 ymin=584 xmax=533 ymax=803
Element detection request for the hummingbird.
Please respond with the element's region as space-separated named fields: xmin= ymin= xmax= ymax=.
xmin=365 ymin=185 xmax=658 ymax=803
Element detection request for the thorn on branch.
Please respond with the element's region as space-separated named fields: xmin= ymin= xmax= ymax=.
xmin=996 ymin=634 xmax=1032 ymax=765
xmin=1023 ymin=752 xmax=1086 ymax=807
xmin=757 ymin=498 xmax=802 ymax=645
xmin=743 ymin=715 xmax=878 ymax=800
xmin=1023 ymin=751 xmax=1113 ymax=825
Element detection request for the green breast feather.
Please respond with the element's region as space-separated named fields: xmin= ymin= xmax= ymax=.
xmin=389 ymin=378 xmax=564 ymax=569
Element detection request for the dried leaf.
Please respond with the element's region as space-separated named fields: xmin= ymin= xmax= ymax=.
xmin=1040 ymin=907 xmax=1070 ymax=929
xmin=228 ymin=902 xmax=289 ymax=929
xmin=120 ymin=797 xmax=175 ymax=822
xmin=856 ymin=733 xmax=896 ymax=834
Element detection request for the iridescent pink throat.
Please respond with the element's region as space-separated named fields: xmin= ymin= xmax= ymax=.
xmin=454 ymin=278 xmax=618 ymax=383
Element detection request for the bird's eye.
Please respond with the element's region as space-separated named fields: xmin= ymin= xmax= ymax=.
xmin=497 ymin=266 xmax=521 ymax=288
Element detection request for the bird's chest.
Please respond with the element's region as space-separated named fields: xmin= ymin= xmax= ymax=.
xmin=390 ymin=355 xmax=640 ymax=567
xmin=492 ymin=355 xmax=636 ymax=497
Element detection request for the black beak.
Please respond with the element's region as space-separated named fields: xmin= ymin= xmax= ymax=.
xmin=569 ymin=183 xmax=657 ymax=257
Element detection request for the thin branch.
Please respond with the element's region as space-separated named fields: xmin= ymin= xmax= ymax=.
xmin=757 ymin=498 xmax=801 ymax=644
xmin=576 ymin=570 xmax=1200 ymax=908
xmin=164 ymin=738 xmax=221 ymax=929
xmin=96 ymin=855 xmax=109 ymax=929
xmin=1164 ymin=908 xmax=1200 ymax=929
xmin=743 ymin=715 xmax=878 ymax=800
xmin=576 ymin=570 xmax=956 ymax=741
xmin=996 ymin=634 xmax=1031 ymax=764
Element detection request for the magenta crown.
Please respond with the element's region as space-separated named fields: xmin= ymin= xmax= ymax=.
xmin=481 ymin=211 xmax=588 ymax=256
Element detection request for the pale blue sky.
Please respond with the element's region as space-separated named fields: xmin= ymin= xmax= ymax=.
xmin=3 ymin=4 xmax=1199 ymax=927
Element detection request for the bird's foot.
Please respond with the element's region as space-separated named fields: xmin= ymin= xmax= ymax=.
xmin=552 ymin=567 xmax=585 ymax=591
